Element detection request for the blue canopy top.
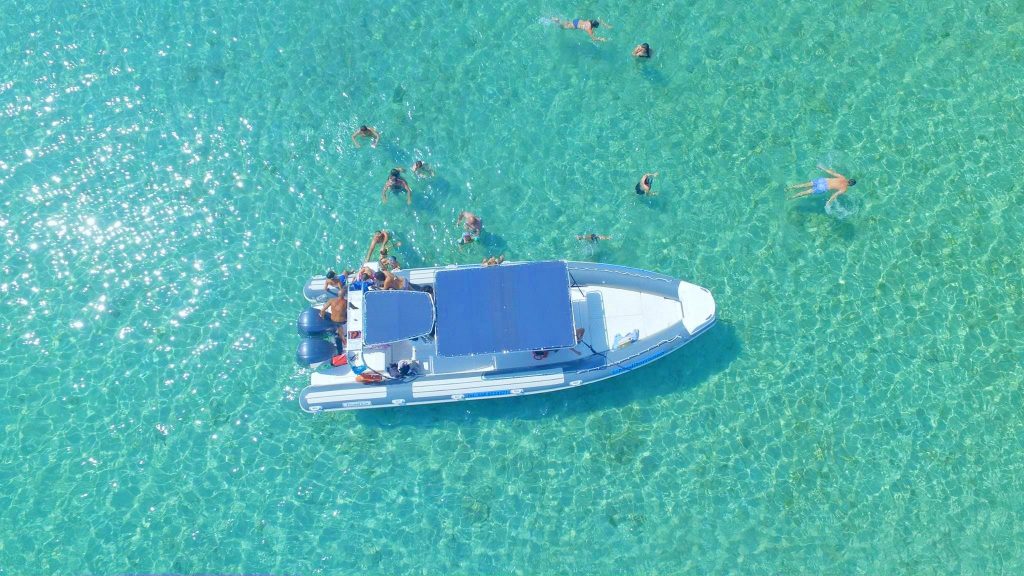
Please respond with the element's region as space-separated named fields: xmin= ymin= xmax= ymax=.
xmin=363 ymin=290 xmax=435 ymax=345
xmin=433 ymin=261 xmax=576 ymax=357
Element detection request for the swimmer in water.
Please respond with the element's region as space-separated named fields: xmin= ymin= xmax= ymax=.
xmin=482 ymin=255 xmax=505 ymax=266
xmin=365 ymin=230 xmax=391 ymax=263
xmin=381 ymin=168 xmax=412 ymax=205
xmin=635 ymin=172 xmax=658 ymax=196
xmin=378 ymin=247 xmax=400 ymax=271
xmin=457 ymin=211 xmax=483 ymax=236
xmin=411 ymin=160 xmax=434 ymax=178
xmin=788 ymin=165 xmax=857 ymax=209
xmin=632 ymin=43 xmax=651 ymax=58
xmin=351 ymin=125 xmax=380 ymax=148
xmin=577 ymin=233 xmax=611 ymax=242
xmin=553 ymin=18 xmax=610 ymax=42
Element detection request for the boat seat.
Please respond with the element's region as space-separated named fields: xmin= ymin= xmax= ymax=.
xmin=584 ymin=290 xmax=609 ymax=352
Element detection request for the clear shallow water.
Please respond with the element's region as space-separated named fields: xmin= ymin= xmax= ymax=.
xmin=2 ymin=0 xmax=1023 ymax=573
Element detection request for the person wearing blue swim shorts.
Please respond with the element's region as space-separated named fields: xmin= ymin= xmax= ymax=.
xmin=788 ymin=165 xmax=857 ymax=209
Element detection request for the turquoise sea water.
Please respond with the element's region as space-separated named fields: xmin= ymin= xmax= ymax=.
xmin=2 ymin=0 xmax=1023 ymax=573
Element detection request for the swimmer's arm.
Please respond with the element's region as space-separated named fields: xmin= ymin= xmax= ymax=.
xmin=406 ymin=188 xmax=412 ymax=205
xmin=370 ymin=129 xmax=380 ymax=147
xmin=381 ymin=185 xmax=388 ymax=204
xmin=825 ymin=191 xmax=841 ymax=207
xmin=598 ymin=20 xmax=613 ymax=29
xmin=351 ymin=132 xmax=360 ymax=148
xmin=319 ymin=301 xmax=329 ymax=318
xmin=817 ymin=164 xmax=842 ymax=178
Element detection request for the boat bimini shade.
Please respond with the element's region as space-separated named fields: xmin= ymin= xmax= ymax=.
xmin=434 ymin=261 xmax=576 ymax=357
xmin=363 ymin=290 xmax=435 ymax=345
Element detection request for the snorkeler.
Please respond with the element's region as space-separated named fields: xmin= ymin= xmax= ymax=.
xmin=554 ymin=18 xmax=610 ymax=42
xmin=788 ymin=165 xmax=857 ymax=209
xmin=635 ymin=172 xmax=658 ymax=196
xmin=351 ymin=125 xmax=380 ymax=148
xmin=577 ymin=233 xmax=611 ymax=241
xmin=381 ymin=168 xmax=412 ymax=205
xmin=632 ymin=43 xmax=651 ymax=58
xmin=411 ymin=160 xmax=434 ymax=178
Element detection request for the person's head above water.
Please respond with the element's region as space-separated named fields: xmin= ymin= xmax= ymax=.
xmin=848 ymin=179 xmax=857 ymax=186
xmin=359 ymin=125 xmax=369 ymax=132
xmin=389 ymin=168 xmax=401 ymax=178
xmin=590 ymin=20 xmax=600 ymax=28
xmin=413 ymin=160 xmax=423 ymax=169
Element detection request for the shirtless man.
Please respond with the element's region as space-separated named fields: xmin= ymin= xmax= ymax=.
xmin=381 ymin=168 xmax=412 ymax=205
xmin=788 ymin=165 xmax=857 ymax=208
xmin=373 ymin=270 xmax=405 ymax=290
xmin=351 ymin=125 xmax=380 ymax=148
xmin=319 ymin=292 xmax=348 ymax=324
xmin=635 ymin=172 xmax=658 ymax=196
xmin=554 ymin=18 xmax=610 ymax=42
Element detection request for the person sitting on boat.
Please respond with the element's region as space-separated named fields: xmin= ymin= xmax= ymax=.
xmin=635 ymin=172 xmax=658 ymax=196
xmin=349 ymin=267 xmax=377 ymax=291
xmin=325 ymin=270 xmax=347 ymax=292
xmin=373 ymin=270 xmax=406 ymax=290
xmin=387 ymin=359 xmax=421 ymax=378
xmin=379 ymin=247 xmax=400 ymax=271
xmin=787 ymin=165 xmax=856 ymax=209
xmin=319 ymin=292 xmax=348 ymax=324
xmin=554 ymin=18 xmax=610 ymax=42
xmin=381 ymin=168 xmax=412 ymax=205
xmin=411 ymin=160 xmax=434 ymax=178
xmin=351 ymin=125 xmax=380 ymax=148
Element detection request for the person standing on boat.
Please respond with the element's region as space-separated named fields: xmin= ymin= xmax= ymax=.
xmin=553 ymin=18 xmax=610 ymax=42
xmin=319 ymin=292 xmax=348 ymax=324
xmin=351 ymin=125 xmax=380 ymax=148
xmin=381 ymin=168 xmax=412 ymax=205
xmin=788 ymin=165 xmax=856 ymax=209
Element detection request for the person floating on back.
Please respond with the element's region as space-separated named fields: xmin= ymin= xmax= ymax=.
xmin=554 ymin=18 xmax=610 ymax=42
xmin=635 ymin=172 xmax=658 ymax=196
xmin=632 ymin=43 xmax=651 ymax=58
xmin=351 ymin=125 xmax=380 ymax=148
xmin=788 ymin=165 xmax=857 ymax=209
xmin=381 ymin=168 xmax=412 ymax=205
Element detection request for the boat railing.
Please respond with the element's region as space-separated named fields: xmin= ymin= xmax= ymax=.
xmin=572 ymin=334 xmax=682 ymax=375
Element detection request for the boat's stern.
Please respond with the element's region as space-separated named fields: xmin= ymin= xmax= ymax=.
xmin=678 ymin=280 xmax=716 ymax=336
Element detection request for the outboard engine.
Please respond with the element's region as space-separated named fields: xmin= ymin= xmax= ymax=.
xmin=297 ymin=307 xmax=341 ymax=336
xmin=296 ymin=337 xmax=336 ymax=367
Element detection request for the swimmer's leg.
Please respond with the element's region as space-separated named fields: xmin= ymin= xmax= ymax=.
xmin=789 ymin=190 xmax=813 ymax=200
xmin=787 ymin=181 xmax=813 ymax=190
